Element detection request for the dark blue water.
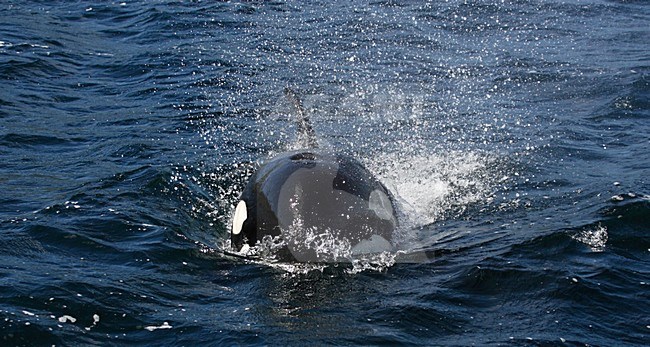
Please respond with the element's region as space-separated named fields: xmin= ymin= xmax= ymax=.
xmin=1 ymin=0 xmax=648 ymax=345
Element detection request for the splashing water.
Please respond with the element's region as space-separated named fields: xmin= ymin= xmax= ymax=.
xmin=367 ymin=150 xmax=499 ymax=227
xmin=175 ymin=78 xmax=524 ymax=273
xmin=572 ymin=224 xmax=608 ymax=252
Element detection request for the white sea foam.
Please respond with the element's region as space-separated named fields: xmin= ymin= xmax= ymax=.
xmin=572 ymin=224 xmax=608 ymax=252
xmin=58 ymin=315 xmax=76 ymax=323
xmin=145 ymin=322 xmax=172 ymax=331
xmin=367 ymin=150 xmax=498 ymax=228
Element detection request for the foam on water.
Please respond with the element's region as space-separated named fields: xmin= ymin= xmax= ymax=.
xmin=572 ymin=224 xmax=608 ymax=253
xmin=367 ymin=150 xmax=498 ymax=226
xmin=223 ymin=234 xmax=398 ymax=274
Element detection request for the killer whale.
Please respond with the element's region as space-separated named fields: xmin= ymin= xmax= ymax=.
xmin=230 ymin=88 xmax=398 ymax=262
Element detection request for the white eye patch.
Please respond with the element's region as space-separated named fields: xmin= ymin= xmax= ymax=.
xmin=231 ymin=200 xmax=247 ymax=235
xmin=369 ymin=189 xmax=393 ymax=221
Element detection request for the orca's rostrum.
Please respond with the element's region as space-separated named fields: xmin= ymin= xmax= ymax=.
xmin=230 ymin=88 xmax=398 ymax=262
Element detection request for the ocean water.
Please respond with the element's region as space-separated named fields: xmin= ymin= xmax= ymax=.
xmin=1 ymin=0 xmax=648 ymax=345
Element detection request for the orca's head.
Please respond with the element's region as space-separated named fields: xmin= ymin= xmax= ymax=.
xmin=231 ymin=150 xmax=398 ymax=262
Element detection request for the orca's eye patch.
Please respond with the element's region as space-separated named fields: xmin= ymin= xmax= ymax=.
xmin=290 ymin=152 xmax=316 ymax=161
xmin=232 ymin=200 xmax=247 ymax=236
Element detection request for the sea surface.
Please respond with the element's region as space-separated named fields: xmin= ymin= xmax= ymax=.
xmin=1 ymin=0 xmax=648 ymax=345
